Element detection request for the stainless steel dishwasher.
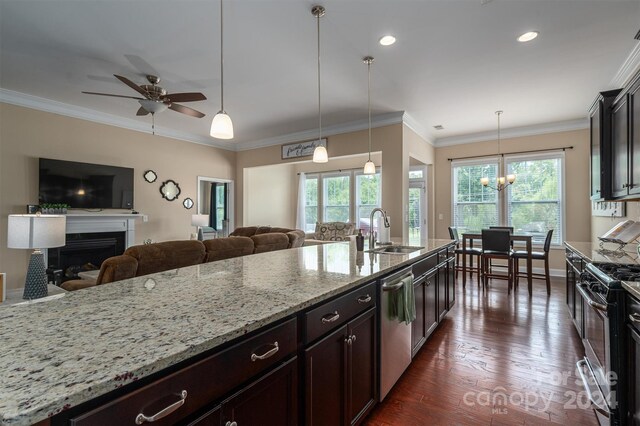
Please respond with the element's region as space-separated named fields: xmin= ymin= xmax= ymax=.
xmin=379 ymin=266 xmax=414 ymax=400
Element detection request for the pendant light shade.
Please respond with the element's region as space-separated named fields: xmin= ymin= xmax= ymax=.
xmin=312 ymin=5 xmax=326 ymax=163
xmin=210 ymin=0 xmax=234 ymax=140
xmin=363 ymin=56 xmax=375 ymax=174
xmin=210 ymin=111 xmax=234 ymax=139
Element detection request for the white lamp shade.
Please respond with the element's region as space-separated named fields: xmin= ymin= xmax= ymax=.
xmin=312 ymin=145 xmax=328 ymax=163
xmin=191 ymin=214 xmax=210 ymax=227
xmin=363 ymin=160 xmax=376 ymax=175
xmin=7 ymin=214 xmax=66 ymax=249
xmin=138 ymin=99 xmax=169 ymax=114
xmin=210 ymin=111 xmax=234 ymax=139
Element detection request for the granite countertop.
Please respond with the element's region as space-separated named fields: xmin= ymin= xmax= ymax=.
xmin=0 ymin=239 xmax=453 ymax=426
xmin=565 ymin=241 xmax=640 ymax=265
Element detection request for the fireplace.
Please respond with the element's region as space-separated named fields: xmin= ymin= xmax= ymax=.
xmin=48 ymin=232 xmax=126 ymax=282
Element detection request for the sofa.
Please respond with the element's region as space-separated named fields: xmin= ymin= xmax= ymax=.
xmin=62 ymin=226 xmax=305 ymax=291
xmin=304 ymin=221 xmax=358 ymax=246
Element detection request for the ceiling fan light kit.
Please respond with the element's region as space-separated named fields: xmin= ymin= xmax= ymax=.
xmin=312 ymin=5 xmax=328 ymax=164
xmin=210 ymin=0 xmax=234 ymax=140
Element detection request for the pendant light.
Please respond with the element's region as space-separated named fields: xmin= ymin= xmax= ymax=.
xmin=311 ymin=5 xmax=328 ymax=163
xmin=363 ymin=56 xmax=376 ymax=174
xmin=210 ymin=0 xmax=234 ymax=140
xmin=480 ymin=111 xmax=516 ymax=191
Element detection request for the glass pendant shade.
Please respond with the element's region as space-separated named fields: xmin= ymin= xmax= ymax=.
xmin=312 ymin=145 xmax=328 ymax=163
xmin=507 ymin=174 xmax=516 ymax=184
xmin=364 ymin=160 xmax=376 ymax=174
xmin=210 ymin=111 xmax=234 ymax=139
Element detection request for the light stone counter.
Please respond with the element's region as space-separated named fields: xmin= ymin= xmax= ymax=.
xmin=565 ymin=241 xmax=640 ymax=265
xmin=0 ymin=239 xmax=453 ymax=426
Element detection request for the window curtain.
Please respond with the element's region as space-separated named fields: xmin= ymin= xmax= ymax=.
xmin=209 ymin=183 xmax=217 ymax=230
xmin=296 ymin=172 xmax=306 ymax=231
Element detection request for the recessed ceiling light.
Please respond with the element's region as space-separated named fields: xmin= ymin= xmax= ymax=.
xmin=379 ymin=35 xmax=396 ymax=46
xmin=517 ymin=31 xmax=539 ymax=42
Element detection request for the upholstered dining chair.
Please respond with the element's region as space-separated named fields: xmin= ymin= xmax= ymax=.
xmin=513 ymin=229 xmax=554 ymax=295
xmin=448 ymin=226 xmax=481 ymax=286
xmin=481 ymin=229 xmax=514 ymax=293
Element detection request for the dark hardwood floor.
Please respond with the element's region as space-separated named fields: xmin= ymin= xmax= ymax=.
xmin=365 ymin=275 xmax=598 ymax=425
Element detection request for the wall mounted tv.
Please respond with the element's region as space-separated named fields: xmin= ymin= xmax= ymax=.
xmin=39 ymin=158 xmax=134 ymax=209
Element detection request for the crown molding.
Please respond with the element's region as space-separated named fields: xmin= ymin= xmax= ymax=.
xmin=234 ymin=111 xmax=405 ymax=151
xmin=434 ymin=118 xmax=589 ymax=147
xmin=610 ymin=42 xmax=640 ymax=88
xmin=0 ymin=89 xmax=235 ymax=150
xmin=402 ymin=112 xmax=434 ymax=145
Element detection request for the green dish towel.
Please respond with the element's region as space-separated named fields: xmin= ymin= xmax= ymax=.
xmin=388 ymin=275 xmax=416 ymax=325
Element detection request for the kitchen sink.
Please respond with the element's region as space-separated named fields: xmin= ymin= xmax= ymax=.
xmin=367 ymin=245 xmax=424 ymax=254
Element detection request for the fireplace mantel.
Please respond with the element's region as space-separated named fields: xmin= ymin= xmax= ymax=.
xmin=64 ymin=213 xmax=143 ymax=248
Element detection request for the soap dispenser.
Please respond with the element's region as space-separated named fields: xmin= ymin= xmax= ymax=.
xmin=356 ymin=229 xmax=365 ymax=251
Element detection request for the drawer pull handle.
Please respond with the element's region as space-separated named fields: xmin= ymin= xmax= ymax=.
xmin=225 ymin=422 xmax=238 ymax=426
xmin=357 ymin=295 xmax=372 ymax=304
xmin=321 ymin=311 xmax=340 ymax=323
xmin=630 ymin=313 xmax=640 ymax=323
xmin=251 ymin=342 xmax=279 ymax=362
xmin=135 ymin=390 xmax=187 ymax=424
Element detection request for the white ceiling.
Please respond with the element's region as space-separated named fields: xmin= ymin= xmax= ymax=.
xmin=1 ymin=0 xmax=639 ymax=149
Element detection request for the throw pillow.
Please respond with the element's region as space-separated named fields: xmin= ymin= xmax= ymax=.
xmin=314 ymin=222 xmax=355 ymax=241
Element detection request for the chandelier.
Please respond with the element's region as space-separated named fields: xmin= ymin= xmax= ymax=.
xmin=480 ymin=110 xmax=515 ymax=191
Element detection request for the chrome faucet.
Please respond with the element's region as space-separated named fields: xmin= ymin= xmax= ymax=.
xmin=369 ymin=208 xmax=390 ymax=248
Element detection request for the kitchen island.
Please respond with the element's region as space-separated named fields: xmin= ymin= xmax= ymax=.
xmin=0 ymin=239 xmax=455 ymax=426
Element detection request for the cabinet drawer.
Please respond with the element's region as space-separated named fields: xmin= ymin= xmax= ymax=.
xmin=70 ymin=318 xmax=297 ymax=426
xmin=304 ymin=281 xmax=376 ymax=344
xmin=437 ymin=249 xmax=448 ymax=264
xmin=627 ymin=294 xmax=640 ymax=334
xmin=413 ymin=254 xmax=437 ymax=279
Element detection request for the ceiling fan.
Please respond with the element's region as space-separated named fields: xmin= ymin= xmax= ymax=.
xmin=83 ymin=74 xmax=207 ymax=118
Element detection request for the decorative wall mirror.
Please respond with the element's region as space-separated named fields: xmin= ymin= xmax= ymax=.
xmin=183 ymin=197 xmax=194 ymax=209
xmin=160 ymin=180 xmax=181 ymax=201
xmin=143 ymin=170 xmax=157 ymax=183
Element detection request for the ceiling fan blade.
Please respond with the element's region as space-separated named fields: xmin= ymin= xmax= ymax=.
xmin=82 ymin=91 xmax=144 ymax=100
xmin=165 ymin=92 xmax=207 ymax=103
xmin=114 ymin=74 xmax=148 ymax=97
xmin=169 ymin=103 xmax=205 ymax=118
xmin=136 ymin=107 xmax=150 ymax=116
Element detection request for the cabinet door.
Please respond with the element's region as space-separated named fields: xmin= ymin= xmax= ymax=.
xmin=188 ymin=405 xmax=221 ymax=426
xmin=591 ymin=101 xmax=604 ymax=199
xmin=628 ymin=325 xmax=640 ymax=424
xmin=305 ymin=325 xmax=348 ymax=426
xmin=630 ymin=83 xmax=640 ymax=195
xmin=437 ymin=265 xmax=447 ymax=321
xmin=411 ymin=276 xmax=426 ymax=357
xmin=446 ymin=258 xmax=455 ymax=310
xmin=566 ymin=260 xmax=576 ymax=322
xmin=612 ymin=96 xmax=629 ymax=198
xmin=347 ymin=308 xmax=377 ymax=425
xmin=220 ymin=357 xmax=297 ymax=426
xmin=425 ymin=270 xmax=438 ymax=338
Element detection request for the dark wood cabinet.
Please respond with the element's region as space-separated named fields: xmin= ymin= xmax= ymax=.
xmin=612 ymin=95 xmax=630 ymax=198
xmin=437 ymin=264 xmax=447 ymax=322
xmin=425 ymin=270 xmax=438 ymax=339
xmin=220 ymin=358 xmax=297 ymax=426
xmin=590 ymin=89 xmax=621 ymax=200
xmin=565 ymin=249 xmax=584 ymax=338
xmin=627 ymin=324 xmax=640 ymax=425
xmin=305 ymin=308 xmax=377 ymax=426
xmin=446 ymin=258 xmax=455 ymax=310
xmin=630 ymin=80 xmax=640 ymax=196
xmin=411 ymin=274 xmax=426 ymax=357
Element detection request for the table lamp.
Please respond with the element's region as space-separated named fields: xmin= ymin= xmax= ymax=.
xmin=7 ymin=214 xmax=66 ymax=299
xmin=191 ymin=214 xmax=209 ymax=241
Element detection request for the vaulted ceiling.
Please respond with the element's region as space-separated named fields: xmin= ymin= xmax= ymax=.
xmin=1 ymin=0 xmax=638 ymax=149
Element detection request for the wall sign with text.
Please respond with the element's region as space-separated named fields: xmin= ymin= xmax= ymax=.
xmin=281 ymin=138 xmax=327 ymax=159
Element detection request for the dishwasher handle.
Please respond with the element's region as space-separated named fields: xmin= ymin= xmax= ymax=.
xmin=381 ymin=268 xmax=413 ymax=292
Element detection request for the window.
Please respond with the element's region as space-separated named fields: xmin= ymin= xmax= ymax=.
xmin=452 ymin=160 xmax=499 ymax=233
xmin=323 ymin=174 xmax=351 ymax=222
xmin=506 ymin=154 xmax=563 ymax=245
xmin=303 ymin=168 xmax=381 ymax=230
xmin=356 ymin=172 xmax=381 ymax=234
xmin=451 ymin=153 xmax=564 ymax=246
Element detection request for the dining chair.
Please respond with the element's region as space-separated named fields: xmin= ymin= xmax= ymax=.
xmin=448 ymin=226 xmax=481 ymax=286
xmin=487 ymin=226 xmax=514 ymax=272
xmin=481 ymin=229 xmax=514 ymax=293
xmin=513 ymin=229 xmax=553 ymax=295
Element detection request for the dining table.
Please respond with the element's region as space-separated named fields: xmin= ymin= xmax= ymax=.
xmin=461 ymin=232 xmax=533 ymax=296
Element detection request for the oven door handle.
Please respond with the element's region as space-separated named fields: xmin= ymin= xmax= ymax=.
xmin=576 ymin=284 xmax=608 ymax=312
xmin=576 ymin=358 xmax=611 ymax=416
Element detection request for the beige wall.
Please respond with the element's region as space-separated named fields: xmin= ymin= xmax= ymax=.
xmin=592 ymin=202 xmax=640 ymax=241
xmin=433 ymin=128 xmax=591 ymax=272
xmin=236 ymin=124 xmax=413 ymax=237
xmin=244 ymin=163 xmax=296 ymax=228
xmin=0 ymin=103 xmax=235 ymax=289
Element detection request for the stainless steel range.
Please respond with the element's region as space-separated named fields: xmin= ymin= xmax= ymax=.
xmin=577 ymin=262 xmax=628 ymax=426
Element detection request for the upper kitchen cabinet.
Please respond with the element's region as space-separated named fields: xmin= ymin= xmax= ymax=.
xmin=590 ymin=89 xmax=621 ymax=200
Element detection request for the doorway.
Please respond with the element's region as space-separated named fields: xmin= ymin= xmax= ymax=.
xmin=198 ymin=176 xmax=234 ymax=237
xmin=409 ymin=165 xmax=427 ymax=245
